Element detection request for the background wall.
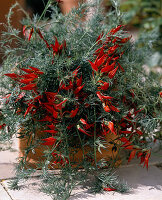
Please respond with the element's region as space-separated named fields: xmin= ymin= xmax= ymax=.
xmin=0 ymin=0 xmax=24 ymax=63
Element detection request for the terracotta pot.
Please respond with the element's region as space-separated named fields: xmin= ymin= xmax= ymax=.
xmin=19 ymin=129 xmax=120 ymax=169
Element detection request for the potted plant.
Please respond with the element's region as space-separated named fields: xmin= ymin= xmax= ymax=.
xmin=0 ymin=0 xmax=161 ymax=199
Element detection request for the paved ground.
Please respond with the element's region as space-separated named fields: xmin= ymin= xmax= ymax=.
xmin=0 ymin=138 xmax=162 ymax=200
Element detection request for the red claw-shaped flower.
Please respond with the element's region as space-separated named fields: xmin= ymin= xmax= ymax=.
xmin=20 ymin=83 xmax=37 ymax=91
xmin=107 ymin=121 xmax=117 ymax=135
xmin=42 ymin=137 xmax=57 ymax=145
xmin=108 ymin=66 xmax=118 ymax=79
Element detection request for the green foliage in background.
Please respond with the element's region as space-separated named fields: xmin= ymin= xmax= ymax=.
xmin=105 ymin=0 xmax=162 ymax=67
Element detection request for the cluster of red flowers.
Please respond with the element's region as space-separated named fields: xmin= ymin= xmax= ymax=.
xmin=88 ymin=25 xmax=151 ymax=169
xmin=2 ymin=25 xmax=151 ymax=169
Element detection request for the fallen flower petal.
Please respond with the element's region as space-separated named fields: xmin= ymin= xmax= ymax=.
xmin=103 ymin=187 xmax=117 ymax=191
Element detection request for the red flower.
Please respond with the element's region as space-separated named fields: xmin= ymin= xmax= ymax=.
xmin=0 ymin=123 xmax=6 ymax=130
xmin=76 ymin=76 xmax=82 ymax=87
xmin=37 ymin=29 xmax=50 ymax=49
xmin=4 ymin=73 xmax=20 ymax=80
xmin=143 ymin=150 xmax=151 ymax=169
xmin=47 ymin=124 xmax=56 ymax=130
xmin=20 ymin=78 xmax=35 ymax=84
xmin=108 ymin=44 xmax=119 ymax=54
xmin=110 ymin=25 xmax=123 ymax=35
xmin=97 ymin=80 xmax=109 ymax=90
xmin=20 ymin=83 xmax=37 ymax=90
xmin=107 ymin=121 xmax=117 ymax=135
xmin=104 ymin=105 xmax=111 ymax=112
xmin=23 ymin=25 xmax=26 ymax=36
xmin=72 ymin=66 xmax=80 ymax=77
xmin=29 ymin=66 xmax=44 ymax=75
xmin=96 ymin=32 xmax=103 ymax=44
xmin=28 ymin=28 xmax=34 ymax=41
xmin=21 ymin=68 xmax=33 ymax=73
xmin=43 ymin=130 xmax=58 ymax=134
xmin=55 ymin=99 xmax=67 ymax=110
xmin=128 ymin=150 xmax=136 ymax=163
xmin=136 ymin=130 xmax=143 ymax=136
xmin=24 ymin=104 xmax=35 ymax=117
xmin=88 ymin=60 xmax=98 ymax=72
xmin=120 ymin=130 xmax=132 ymax=134
xmin=22 ymin=73 xmax=38 ymax=79
xmin=78 ymin=127 xmax=93 ymax=137
xmin=80 ymin=118 xmax=94 ymax=129
xmin=60 ymin=81 xmax=73 ymax=90
xmin=118 ymin=63 xmax=124 ymax=72
xmin=51 ymin=37 xmax=66 ymax=55
xmin=96 ymin=91 xmax=113 ymax=102
xmin=108 ymin=66 xmax=118 ymax=79
xmin=88 ymin=55 xmax=105 ymax=72
xmin=119 ymin=36 xmax=132 ymax=43
xmin=101 ymin=62 xmax=115 ymax=73
xmin=74 ymin=84 xmax=85 ymax=95
xmin=42 ymin=137 xmax=57 ymax=145
xmin=109 ymin=104 xmax=120 ymax=112
xmin=43 ymin=104 xmax=58 ymax=119
xmin=69 ymin=107 xmax=79 ymax=118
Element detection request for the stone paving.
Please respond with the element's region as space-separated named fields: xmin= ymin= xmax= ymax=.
xmin=0 ymin=138 xmax=162 ymax=200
